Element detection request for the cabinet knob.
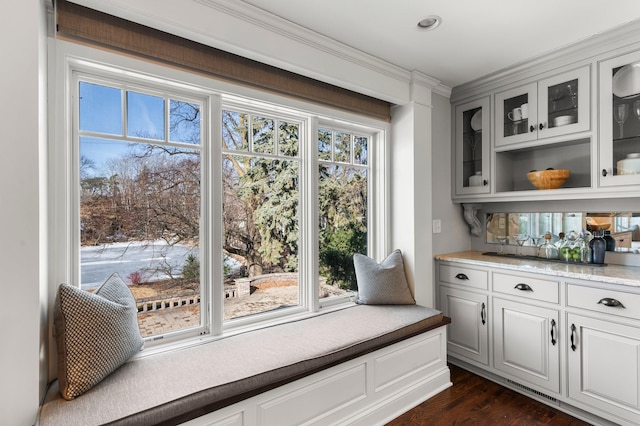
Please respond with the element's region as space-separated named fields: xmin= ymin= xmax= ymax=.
xmin=597 ymin=297 xmax=625 ymax=308
xmin=550 ymin=319 xmax=557 ymax=346
xmin=602 ymin=169 xmax=608 ymax=177
xmin=481 ymin=302 xmax=486 ymax=325
xmin=483 ymin=179 xmax=488 ymax=186
xmin=455 ymin=273 xmax=469 ymax=280
xmin=529 ymin=125 xmax=535 ymax=132
xmin=539 ymin=122 xmax=545 ymax=130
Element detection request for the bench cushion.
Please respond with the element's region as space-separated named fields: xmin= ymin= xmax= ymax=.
xmin=40 ymin=304 xmax=445 ymax=426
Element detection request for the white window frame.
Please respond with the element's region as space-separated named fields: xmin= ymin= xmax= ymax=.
xmin=50 ymin=40 xmax=390 ymax=354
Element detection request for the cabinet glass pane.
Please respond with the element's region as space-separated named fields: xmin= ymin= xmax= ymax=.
xmin=547 ymin=78 xmax=578 ymax=129
xmin=462 ymin=106 xmax=483 ymax=188
xmin=611 ymin=62 xmax=640 ymax=176
xmin=502 ymin=93 xmax=529 ymax=137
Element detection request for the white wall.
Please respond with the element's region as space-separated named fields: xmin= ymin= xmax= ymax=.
xmin=431 ymin=93 xmax=469 ymax=256
xmin=0 ymin=0 xmax=48 ymax=424
xmin=390 ymin=97 xmax=435 ymax=308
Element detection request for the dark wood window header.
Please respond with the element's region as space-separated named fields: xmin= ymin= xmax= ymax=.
xmin=55 ymin=0 xmax=391 ymax=122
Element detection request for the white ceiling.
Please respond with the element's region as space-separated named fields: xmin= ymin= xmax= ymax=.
xmin=240 ymin=0 xmax=640 ymax=88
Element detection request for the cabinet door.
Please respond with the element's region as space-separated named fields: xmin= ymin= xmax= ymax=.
xmin=538 ymin=66 xmax=590 ymax=139
xmin=454 ymin=97 xmax=491 ymax=195
xmin=495 ymin=82 xmax=538 ymax=146
xmin=598 ymin=49 xmax=640 ymax=188
xmin=493 ymin=298 xmax=560 ymax=394
xmin=567 ymin=313 xmax=640 ymax=425
xmin=439 ymin=286 xmax=489 ymax=365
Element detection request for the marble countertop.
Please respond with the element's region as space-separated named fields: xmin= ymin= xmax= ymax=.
xmin=435 ymin=251 xmax=640 ymax=288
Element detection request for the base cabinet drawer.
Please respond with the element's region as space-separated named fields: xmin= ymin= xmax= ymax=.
xmin=567 ymin=284 xmax=640 ymax=320
xmin=439 ymin=264 xmax=488 ymax=290
xmin=493 ymin=272 xmax=559 ymax=304
xmin=567 ymin=313 xmax=640 ymax=426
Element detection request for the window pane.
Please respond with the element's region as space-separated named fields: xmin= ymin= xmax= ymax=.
xmin=252 ymin=116 xmax=275 ymax=154
xmin=79 ymin=82 xmax=122 ymax=135
xmin=354 ymin=136 xmax=368 ymax=165
xmin=170 ymin=100 xmax=201 ymax=145
xmin=318 ymin=128 xmax=332 ymax=160
xmin=279 ymin=120 xmax=299 ymax=157
xmin=127 ymin=91 xmax=165 ymax=140
xmin=335 ymin=132 xmax=351 ymax=163
xmin=223 ymin=110 xmax=249 ymax=151
xmin=318 ymin=164 xmax=366 ymax=298
xmin=80 ymin=137 xmax=202 ymax=337
xmin=222 ymin=154 xmax=300 ymax=320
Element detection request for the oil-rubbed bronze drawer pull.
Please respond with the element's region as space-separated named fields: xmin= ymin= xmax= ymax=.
xmin=597 ymin=298 xmax=625 ymax=308
xmin=455 ymin=273 xmax=469 ymax=280
xmin=514 ymin=283 xmax=533 ymax=292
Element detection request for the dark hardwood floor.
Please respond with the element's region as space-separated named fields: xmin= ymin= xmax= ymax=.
xmin=386 ymin=364 xmax=592 ymax=426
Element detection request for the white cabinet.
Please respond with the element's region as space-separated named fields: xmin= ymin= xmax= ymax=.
xmin=493 ymin=298 xmax=560 ymax=394
xmin=566 ymin=282 xmax=640 ymax=425
xmin=437 ymin=256 xmax=640 ymax=425
xmin=440 ymin=286 xmax=489 ymax=365
xmin=495 ymin=66 xmax=590 ymax=147
xmin=598 ymin=48 xmax=640 ymax=189
xmin=454 ymin=97 xmax=491 ymax=195
xmin=492 ymin=271 xmax=561 ymax=394
xmin=567 ymin=313 xmax=640 ymax=426
xmin=437 ymin=263 xmax=489 ymax=366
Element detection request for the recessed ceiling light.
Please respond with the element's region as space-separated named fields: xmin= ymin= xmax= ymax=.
xmin=417 ymin=15 xmax=442 ymax=31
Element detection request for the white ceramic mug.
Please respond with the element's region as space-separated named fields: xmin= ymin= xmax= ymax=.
xmin=520 ymin=103 xmax=529 ymax=119
xmin=508 ymin=107 xmax=522 ymax=121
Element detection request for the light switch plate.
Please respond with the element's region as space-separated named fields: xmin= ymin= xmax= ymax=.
xmin=433 ymin=219 xmax=442 ymax=234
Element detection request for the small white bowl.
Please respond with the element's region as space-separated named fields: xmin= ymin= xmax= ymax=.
xmin=618 ymin=153 xmax=640 ymax=175
xmin=553 ymin=115 xmax=575 ymax=127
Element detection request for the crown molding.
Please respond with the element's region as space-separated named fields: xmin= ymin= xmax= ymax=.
xmin=451 ymin=18 xmax=640 ymax=102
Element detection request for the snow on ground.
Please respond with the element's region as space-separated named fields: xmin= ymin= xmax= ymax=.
xmin=81 ymin=241 xmax=196 ymax=290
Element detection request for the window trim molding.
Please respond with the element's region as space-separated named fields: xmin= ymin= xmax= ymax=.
xmin=51 ymin=39 xmax=390 ymax=354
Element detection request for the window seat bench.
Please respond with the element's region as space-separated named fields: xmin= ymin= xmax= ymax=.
xmin=38 ymin=304 xmax=451 ymax=426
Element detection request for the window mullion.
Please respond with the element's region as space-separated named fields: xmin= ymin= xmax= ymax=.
xmin=210 ymin=94 xmax=224 ymax=336
xmin=306 ymin=117 xmax=320 ymax=312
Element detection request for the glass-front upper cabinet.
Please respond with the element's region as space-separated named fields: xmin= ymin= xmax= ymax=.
xmin=599 ymin=49 xmax=640 ymax=188
xmin=495 ymin=66 xmax=590 ymax=147
xmin=495 ymin=82 xmax=537 ymax=146
xmin=454 ymin=96 xmax=490 ymax=196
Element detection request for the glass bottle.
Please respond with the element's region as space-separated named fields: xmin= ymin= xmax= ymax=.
xmin=538 ymin=233 xmax=558 ymax=259
xmin=603 ymin=230 xmax=616 ymax=252
xmin=589 ymin=231 xmax=606 ymax=264
xmin=577 ymin=232 xmax=591 ymax=263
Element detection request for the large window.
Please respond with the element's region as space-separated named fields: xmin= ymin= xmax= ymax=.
xmin=221 ymin=108 xmax=302 ymax=320
xmin=318 ymin=128 xmax=369 ymax=298
xmin=66 ymin=56 xmax=384 ymax=347
xmin=77 ymin=77 xmax=205 ymax=339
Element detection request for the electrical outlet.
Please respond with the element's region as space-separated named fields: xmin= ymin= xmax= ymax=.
xmin=433 ymin=219 xmax=442 ymax=234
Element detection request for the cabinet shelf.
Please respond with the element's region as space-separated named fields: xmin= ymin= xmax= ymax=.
xmin=495 ymin=137 xmax=591 ymax=193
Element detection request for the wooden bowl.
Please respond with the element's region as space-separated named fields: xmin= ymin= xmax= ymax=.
xmin=588 ymin=223 xmax=611 ymax=231
xmin=527 ymin=169 xmax=570 ymax=190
